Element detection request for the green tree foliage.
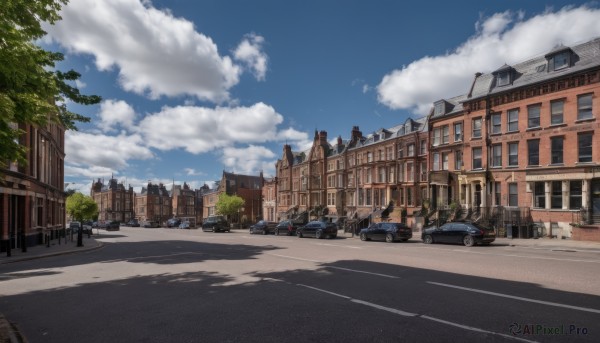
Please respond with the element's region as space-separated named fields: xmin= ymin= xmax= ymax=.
xmin=66 ymin=192 xmax=98 ymax=222
xmin=215 ymin=193 xmax=245 ymax=217
xmin=0 ymin=0 xmax=101 ymax=169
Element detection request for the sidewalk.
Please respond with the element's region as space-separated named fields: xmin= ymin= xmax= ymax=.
xmin=0 ymin=234 xmax=102 ymax=265
xmin=494 ymin=236 xmax=600 ymax=252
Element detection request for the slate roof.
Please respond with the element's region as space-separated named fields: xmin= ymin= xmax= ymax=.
xmin=467 ymin=37 xmax=600 ymax=101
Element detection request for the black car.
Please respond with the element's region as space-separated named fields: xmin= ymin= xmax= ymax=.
xmin=167 ymin=218 xmax=181 ymax=228
xmin=359 ymin=222 xmax=412 ymax=243
xmin=142 ymin=220 xmax=160 ymax=228
xmin=126 ymin=219 xmax=140 ymax=227
xmin=421 ymin=222 xmax=496 ymax=247
xmin=249 ymin=220 xmax=277 ymax=235
xmin=297 ymin=221 xmax=338 ymax=239
xmin=105 ymin=221 xmax=120 ymax=231
xmin=202 ymin=216 xmax=230 ymax=232
xmin=274 ymin=220 xmax=299 ymax=236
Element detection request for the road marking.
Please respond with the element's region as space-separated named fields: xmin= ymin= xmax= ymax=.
xmin=428 ymin=281 xmax=600 ymax=314
xmin=268 ymin=253 xmax=319 ymax=263
xmin=315 ymin=243 xmax=362 ymax=249
xmin=327 ymin=266 xmax=399 ymax=279
xmin=450 ymin=249 xmax=600 ymax=263
xmin=297 ymin=283 xmax=534 ymax=342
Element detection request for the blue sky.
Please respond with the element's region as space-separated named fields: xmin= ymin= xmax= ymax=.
xmin=44 ymin=0 xmax=600 ymax=193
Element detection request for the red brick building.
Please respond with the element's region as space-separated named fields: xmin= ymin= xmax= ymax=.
xmin=135 ymin=182 xmax=171 ymax=225
xmin=91 ymin=178 xmax=135 ymax=224
xmin=1 ymin=121 xmax=66 ymax=254
xmin=203 ymin=171 xmax=263 ymax=225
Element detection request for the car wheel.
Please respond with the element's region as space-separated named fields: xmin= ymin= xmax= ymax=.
xmin=360 ymin=233 xmax=367 ymax=241
xmin=423 ymin=235 xmax=433 ymax=244
xmin=463 ymin=235 xmax=475 ymax=247
xmin=297 ymin=230 xmax=303 ymax=238
xmin=385 ymin=233 xmax=394 ymax=243
xmin=315 ymin=230 xmax=323 ymax=239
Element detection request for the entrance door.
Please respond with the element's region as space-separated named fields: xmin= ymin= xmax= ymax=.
xmin=592 ymin=179 xmax=600 ymax=214
xmin=474 ymin=184 xmax=482 ymax=208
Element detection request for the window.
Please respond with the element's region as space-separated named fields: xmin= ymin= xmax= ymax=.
xmin=494 ymin=182 xmax=501 ymax=206
xmin=454 ymin=150 xmax=463 ymax=170
xmin=420 ymin=140 xmax=427 ymax=155
xmin=472 ymin=118 xmax=482 ymax=138
xmin=454 ymin=122 xmax=463 ymax=142
xmin=578 ymin=94 xmax=593 ymax=120
xmin=534 ymin=182 xmax=545 ymax=208
xmin=434 ymin=102 xmax=444 ymax=116
xmin=378 ymin=167 xmax=386 ymax=183
xmin=472 ymin=147 xmax=482 ymax=169
xmin=508 ymin=183 xmax=518 ymax=206
xmin=551 ymin=181 xmax=562 ymax=209
xmin=527 ymin=104 xmax=541 ymax=128
xmin=497 ymin=71 xmax=510 ymax=86
xmin=508 ymin=109 xmax=519 ymax=132
xmin=528 ymin=139 xmax=539 ymax=166
xmin=407 ymin=144 xmax=415 ymax=157
xmin=551 ymin=100 xmax=564 ymax=125
xmin=491 ymin=113 xmax=501 ymax=134
xmin=386 ymin=146 xmax=394 ymax=160
xmin=366 ymin=189 xmax=372 ymax=206
xmin=420 ymin=162 xmax=427 ymax=182
xmin=388 ymin=166 xmax=395 ymax=183
xmin=570 ymin=181 xmax=582 ymax=209
xmin=442 ymin=125 xmax=449 ymax=144
xmin=433 ymin=128 xmax=441 ymax=146
xmin=442 ymin=152 xmax=449 ymax=171
xmin=367 ymin=152 xmax=373 ymax=162
xmin=578 ymin=132 xmax=593 ymax=163
xmin=366 ymin=168 xmax=372 ymax=183
xmin=407 ymin=187 xmax=413 ymax=206
xmin=551 ymin=136 xmax=563 ymax=164
xmin=491 ymin=144 xmax=502 ymax=167
xmin=406 ymin=162 xmax=414 ymax=182
xmin=508 ymin=142 xmax=518 ymax=166
xmin=432 ymin=153 xmax=440 ymax=171
xmin=327 ymin=192 xmax=336 ymax=206
xmin=553 ymin=51 xmax=570 ymax=71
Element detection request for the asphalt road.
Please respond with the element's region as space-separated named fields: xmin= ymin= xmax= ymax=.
xmin=1 ymin=228 xmax=599 ymax=342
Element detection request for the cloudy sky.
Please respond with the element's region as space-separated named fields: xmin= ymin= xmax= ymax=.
xmin=43 ymin=0 xmax=600 ymax=193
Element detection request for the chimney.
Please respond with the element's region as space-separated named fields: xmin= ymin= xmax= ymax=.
xmin=337 ymin=135 xmax=342 ymax=147
xmin=351 ymin=126 xmax=362 ymax=142
xmin=467 ymin=72 xmax=482 ymax=98
xmin=319 ymin=130 xmax=327 ymax=145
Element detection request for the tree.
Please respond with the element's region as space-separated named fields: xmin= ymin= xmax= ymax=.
xmin=66 ymin=192 xmax=98 ymax=222
xmin=0 ymin=0 xmax=101 ymax=169
xmin=215 ymin=193 xmax=245 ymax=219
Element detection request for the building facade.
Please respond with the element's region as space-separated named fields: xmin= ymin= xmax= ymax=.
xmin=91 ymin=178 xmax=135 ymax=223
xmin=1 ymin=121 xmax=66 ymax=254
xmin=135 ymin=182 xmax=171 ymax=225
xmin=171 ymin=182 xmax=196 ymax=219
xmin=202 ymin=171 xmax=263 ymax=224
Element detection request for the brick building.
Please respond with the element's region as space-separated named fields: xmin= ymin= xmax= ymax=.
xmin=135 ymin=182 xmax=171 ymax=225
xmin=91 ymin=178 xmax=135 ymax=224
xmin=1 ymin=121 xmax=66 ymax=254
xmin=275 ymin=119 xmax=429 ymax=231
xmin=203 ymin=171 xmax=263 ymax=224
xmin=171 ymin=182 xmax=196 ymax=219
xmin=426 ymin=38 xmax=600 ymax=240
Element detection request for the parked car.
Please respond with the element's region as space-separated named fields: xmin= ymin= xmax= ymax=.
xmin=421 ymin=222 xmax=496 ymax=247
xmin=142 ymin=220 xmax=160 ymax=228
xmin=126 ymin=219 xmax=140 ymax=227
xmin=68 ymin=221 xmax=81 ymax=234
xmin=167 ymin=218 xmax=182 ymax=228
xmin=179 ymin=221 xmax=192 ymax=229
xmin=202 ymin=216 xmax=230 ymax=232
xmin=105 ymin=221 xmax=120 ymax=231
xmin=297 ymin=220 xmax=338 ymax=239
xmin=274 ymin=220 xmax=300 ymax=236
xmin=249 ymin=220 xmax=278 ymax=235
xmin=359 ymin=222 xmax=412 ymax=242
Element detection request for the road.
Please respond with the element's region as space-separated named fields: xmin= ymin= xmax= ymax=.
xmin=1 ymin=227 xmax=599 ymax=342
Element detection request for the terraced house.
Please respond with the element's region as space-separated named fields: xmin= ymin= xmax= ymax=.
xmin=274 ymin=37 xmax=600 ymax=241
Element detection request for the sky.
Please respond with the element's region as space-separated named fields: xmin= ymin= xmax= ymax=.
xmin=42 ymin=0 xmax=600 ymax=194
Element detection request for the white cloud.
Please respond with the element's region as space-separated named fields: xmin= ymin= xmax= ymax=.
xmin=220 ymin=145 xmax=276 ymax=175
xmin=377 ymin=6 xmax=600 ymax=114
xmin=98 ymin=99 xmax=137 ymax=132
xmin=65 ymin=131 xmax=154 ymax=171
xmin=233 ymin=33 xmax=268 ymax=81
xmin=184 ymin=168 xmax=205 ymax=176
xmin=138 ymin=102 xmax=286 ymax=153
xmin=44 ymin=0 xmax=240 ymax=103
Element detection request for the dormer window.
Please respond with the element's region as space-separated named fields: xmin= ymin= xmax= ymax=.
xmin=553 ymin=51 xmax=570 ymax=70
xmin=497 ymin=71 xmax=510 ymax=86
xmin=434 ymin=102 xmax=445 ymax=116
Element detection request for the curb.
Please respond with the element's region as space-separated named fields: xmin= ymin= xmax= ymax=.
xmin=0 ymin=240 xmax=104 ymax=265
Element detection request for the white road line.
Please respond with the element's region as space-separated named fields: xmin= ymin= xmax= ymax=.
xmin=297 ymin=284 xmax=535 ymax=342
xmin=420 ymin=315 xmax=537 ymax=343
xmin=450 ymin=249 xmax=600 ymax=263
xmin=315 ymin=243 xmax=362 ymax=249
xmin=267 ymin=253 xmax=319 ymax=263
xmin=428 ymin=281 xmax=600 ymax=314
xmin=328 ymin=266 xmax=399 ymax=279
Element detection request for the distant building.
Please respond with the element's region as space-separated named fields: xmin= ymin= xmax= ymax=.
xmin=135 ymin=182 xmax=171 ymax=225
xmin=1 ymin=120 xmax=66 ymax=253
xmin=203 ymin=171 xmax=263 ymax=224
xmin=91 ymin=178 xmax=135 ymax=223
xmin=171 ymin=182 xmax=196 ymax=218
